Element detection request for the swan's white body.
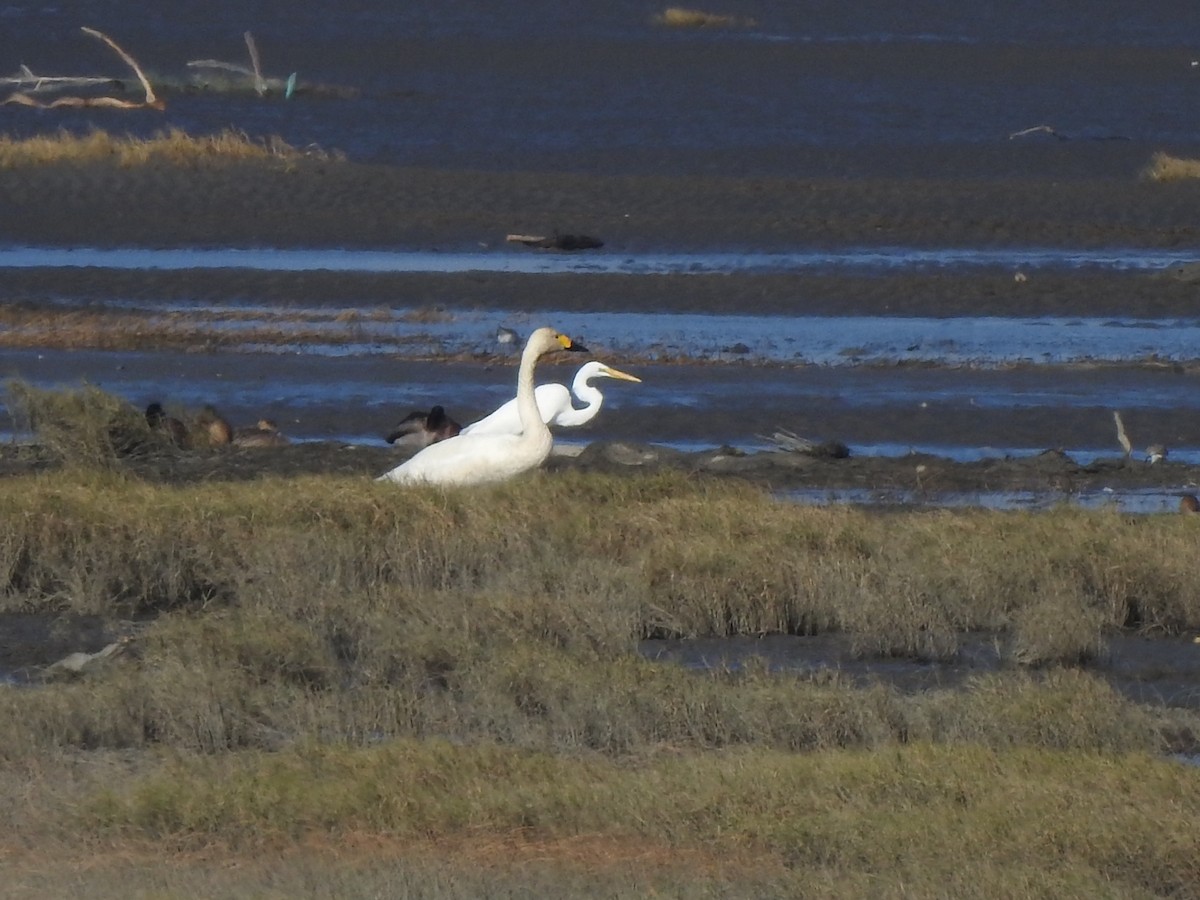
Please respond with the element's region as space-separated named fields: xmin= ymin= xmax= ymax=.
xmin=377 ymin=328 xmax=585 ymax=486
xmin=461 ymin=361 xmax=641 ymax=436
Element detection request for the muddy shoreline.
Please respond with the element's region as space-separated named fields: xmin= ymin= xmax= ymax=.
xmin=2 ymin=162 xmax=1200 ymax=254
xmin=3 ymin=161 xmax=1200 ymax=496
xmin=5 ymin=437 xmax=1200 ymax=499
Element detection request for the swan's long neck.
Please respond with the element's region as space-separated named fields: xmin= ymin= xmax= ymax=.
xmin=516 ymin=337 xmax=552 ymax=443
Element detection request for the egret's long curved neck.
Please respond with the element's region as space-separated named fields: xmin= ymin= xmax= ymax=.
xmin=569 ymin=369 xmax=604 ymax=419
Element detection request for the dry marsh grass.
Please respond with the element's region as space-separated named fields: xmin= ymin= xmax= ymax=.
xmin=1142 ymin=151 xmax=1200 ymax=182
xmin=4 ymin=445 xmax=1200 ymax=894
xmin=653 ymin=7 xmax=756 ymax=28
xmin=19 ymin=741 xmax=1189 ymax=896
xmin=1 ymin=468 xmax=1199 ymax=763
xmin=0 ymin=127 xmax=341 ymax=169
xmin=5 ymin=380 xmax=172 ymax=467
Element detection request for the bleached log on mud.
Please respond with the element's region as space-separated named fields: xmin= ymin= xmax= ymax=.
xmin=1008 ymin=124 xmax=1065 ymax=140
xmin=2 ymin=27 xmax=163 ymax=110
xmin=187 ymin=32 xmax=294 ymax=97
xmin=0 ymin=65 xmax=118 ymax=91
xmin=506 ymin=233 xmax=604 ymax=250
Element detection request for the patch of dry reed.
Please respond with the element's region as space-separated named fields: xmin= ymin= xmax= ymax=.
xmin=653 ymin=7 xmax=755 ymax=28
xmin=4 ymin=381 xmax=176 ymax=467
xmin=0 ymin=467 xmax=1198 ymax=761
xmin=1141 ymin=151 xmax=1200 ymax=182
xmin=0 ymin=127 xmax=341 ymax=169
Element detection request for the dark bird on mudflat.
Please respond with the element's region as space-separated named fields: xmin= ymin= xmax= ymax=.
xmin=144 ymin=402 xmax=189 ymax=448
xmin=386 ymin=405 xmax=462 ymax=448
xmin=233 ymin=419 xmax=290 ymax=448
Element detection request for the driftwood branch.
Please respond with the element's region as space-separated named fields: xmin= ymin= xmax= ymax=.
xmin=187 ymin=31 xmax=293 ymax=97
xmin=1113 ymin=411 xmax=1132 ymax=458
xmin=0 ymin=67 xmax=117 ymax=91
xmin=1009 ymin=124 xmax=1065 ymax=140
xmin=506 ymin=233 xmax=604 ymax=251
xmin=81 ymin=26 xmax=159 ymax=107
xmin=757 ymin=428 xmax=852 ymax=459
xmin=2 ymin=27 xmax=163 ymax=110
xmin=244 ymin=31 xmax=266 ymax=95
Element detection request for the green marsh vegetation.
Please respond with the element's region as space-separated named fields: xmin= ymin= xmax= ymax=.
xmin=3 ymin=386 xmax=1200 ymax=896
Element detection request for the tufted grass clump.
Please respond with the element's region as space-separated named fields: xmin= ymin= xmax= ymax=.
xmin=5 ymin=380 xmax=170 ymax=468
xmin=39 ymin=740 xmax=1193 ymax=897
xmin=4 ymin=450 xmax=1200 ymax=895
xmin=0 ymin=127 xmax=340 ymax=169
xmin=652 ymin=7 xmax=756 ymax=28
xmin=1141 ymin=151 xmax=1200 ymax=182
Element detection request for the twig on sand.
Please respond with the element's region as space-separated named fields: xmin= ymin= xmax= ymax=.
xmin=1009 ymin=124 xmax=1066 ymax=140
xmin=187 ymin=32 xmax=296 ymax=98
xmin=759 ymin=428 xmax=816 ymax=453
xmin=2 ymin=27 xmax=163 ymax=110
xmin=506 ymin=233 xmax=604 ymax=251
xmin=0 ymin=64 xmax=118 ymax=91
xmin=758 ymin=428 xmax=852 ymax=459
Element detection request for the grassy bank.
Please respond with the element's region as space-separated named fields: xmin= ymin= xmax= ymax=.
xmin=0 ymin=127 xmax=339 ymax=168
xmin=3 ymin=441 xmax=1200 ymax=893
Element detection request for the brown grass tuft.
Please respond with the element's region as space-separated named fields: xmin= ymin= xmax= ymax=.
xmin=652 ymin=7 xmax=756 ymax=28
xmin=5 ymin=380 xmax=171 ymax=467
xmin=0 ymin=127 xmax=342 ymax=169
xmin=1141 ymin=151 xmax=1200 ymax=182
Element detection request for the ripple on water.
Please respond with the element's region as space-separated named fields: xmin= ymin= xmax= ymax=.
xmin=0 ymin=245 xmax=1198 ymax=275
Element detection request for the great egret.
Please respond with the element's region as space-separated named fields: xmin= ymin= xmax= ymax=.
xmin=385 ymin=405 xmax=462 ymax=447
xmin=461 ymin=361 xmax=641 ymax=436
xmin=144 ymin=403 xmax=189 ymax=448
xmin=233 ymin=419 xmax=289 ymax=448
xmin=378 ymin=327 xmax=587 ymax=486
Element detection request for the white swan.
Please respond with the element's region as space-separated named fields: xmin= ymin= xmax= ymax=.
xmin=377 ymin=328 xmax=587 ymax=486
xmin=461 ymin=361 xmax=641 ymax=436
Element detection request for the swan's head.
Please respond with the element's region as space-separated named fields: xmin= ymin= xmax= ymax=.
xmin=526 ymin=327 xmax=589 ymax=356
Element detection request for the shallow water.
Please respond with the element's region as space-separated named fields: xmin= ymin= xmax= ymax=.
xmin=13 ymin=292 xmax=1200 ymax=368
xmin=3 ymin=245 xmax=1197 ymax=274
xmin=779 ymin=485 xmax=1196 ymax=514
xmin=2 ymin=0 xmax=1198 ymax=177
xmin=640 ymin=633 xmax=1200 ymax=709
xmin=4 ymin=2 xmax=1200 ymax=474
xmin=8 ymin=343 xmax=1200 ymax=465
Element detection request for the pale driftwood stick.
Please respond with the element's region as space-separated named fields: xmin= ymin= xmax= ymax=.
xmin=1008 ymin=124 xmax=1063 ymax=140
xmin=184 ymin=58 xmax=293 ymax=94
xmin=244 ymin=31 xmax=266 ymax=95
xmin=0 ymin=71 xmax=117 ymax=91
xmin=80 ymin=26 xmax=161 ymax=108
xmin=186 ymin=59 xmax=257 ymax=77
xmin=507 ymin=233 xmax=548 ymax=244
xmin=757 ymin=428 xmax=816 ymax=453
xmin=1113 ymin=411 xmax=1132 ymax=458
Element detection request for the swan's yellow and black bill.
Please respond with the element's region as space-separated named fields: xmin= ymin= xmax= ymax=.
xmin=556 ymin=333 xmax=589 ymax=353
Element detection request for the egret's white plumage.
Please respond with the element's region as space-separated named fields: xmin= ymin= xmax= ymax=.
xmin=377 ymin=328 xmax=586 ymax=486
xmin=461 ymin=361 xmax=641 ymax=436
